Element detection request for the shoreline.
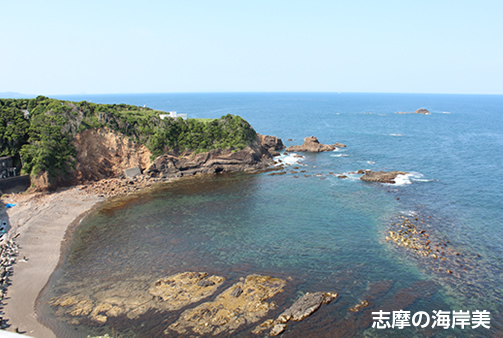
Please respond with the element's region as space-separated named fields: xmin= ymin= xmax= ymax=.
xmin=1 ymin=187 xmax=104 ymax=337
xmin=0 ymin=174 xmax=178 ymax=337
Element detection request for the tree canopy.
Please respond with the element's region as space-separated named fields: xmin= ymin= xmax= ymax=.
xmin=0 ymin=97 xmax=257 ymax=178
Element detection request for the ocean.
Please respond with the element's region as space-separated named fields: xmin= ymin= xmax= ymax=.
xmin=39 ymin=93 xmax=503 ymax=337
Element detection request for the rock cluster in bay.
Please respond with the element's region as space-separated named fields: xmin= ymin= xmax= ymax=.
xmin=285 ymin=136 xmax=346 ymax=153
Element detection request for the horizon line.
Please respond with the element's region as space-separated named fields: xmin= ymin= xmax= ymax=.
xmin=2 ymin=91 xmax=503 ymax=98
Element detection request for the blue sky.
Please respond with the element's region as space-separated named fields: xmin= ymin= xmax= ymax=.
xmin=1 ymin=0 xmax=502 ymax=95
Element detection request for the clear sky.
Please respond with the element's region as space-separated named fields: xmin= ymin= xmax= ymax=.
xmin=1 ymin=0 xmax=502 ymax=95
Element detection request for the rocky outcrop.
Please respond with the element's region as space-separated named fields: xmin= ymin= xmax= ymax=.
xmin=396 ymin=108 xmax=431 ymax=115
xmin=285 ymin=136 xmax=346 ymax=153
xmin=147 ymin=135 xmax=281 ymax=179
xmin=29 ymin=127 xmax=284 ymax=190
xmin=257 ymin=134 xmax=285 ymax=155
xmin=360 ymin=170 xmax=408 ymax=184
xmin=253 ymin=292 xmax=338 ymax=336
xmin=51 ymin=272 xmax=225 ymax=325
xmin=150 ymin=272 xmax=225 ymax=309
xmin=168 ymin=275 xmax=286 ymax=336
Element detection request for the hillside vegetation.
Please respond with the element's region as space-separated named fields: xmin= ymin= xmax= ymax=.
xmin=0 ymin=96 xmax=257 ymax=178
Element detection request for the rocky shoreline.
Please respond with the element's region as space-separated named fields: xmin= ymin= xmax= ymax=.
xmin=51 ymin=271 xmax=339 ymax=337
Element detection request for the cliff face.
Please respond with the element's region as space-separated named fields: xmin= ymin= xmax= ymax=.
xmin=72 ymin=128 xmax=152 ymax=182
xmin=29 ymin=129 xmax=283 ymax=190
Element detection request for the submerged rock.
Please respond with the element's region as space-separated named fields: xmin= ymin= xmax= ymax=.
xmin=149 ymin=272 xmax=225 ymax=310
xmin=360 ymin=170 xmax=408 ymax=184
xmin=285 ymin=136 xmax=346 ymax=153
xmin=168 ymin=275 xmax=286 ymax=336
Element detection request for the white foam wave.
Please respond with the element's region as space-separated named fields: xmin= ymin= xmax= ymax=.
xmin=367 ymin=161 xmax=376 ymax=164
xmin=275 ymin=152 xmax=304 ymax=166
xmin=394 ymin=174 xmax=413 ymax=186
xmin=395 ymin=172 xmax=436 ymax=185
xmin=331 ymin=154 xmax=348 ymax=158
xmin=390 ymin=133 xmax=403 ymax=137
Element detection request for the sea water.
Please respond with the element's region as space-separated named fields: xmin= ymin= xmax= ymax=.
xmin=39 ymin=93 xmax=503 ymax=337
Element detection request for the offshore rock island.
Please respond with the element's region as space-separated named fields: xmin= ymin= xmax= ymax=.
xmin=285 ymin=136 xmax=346 ymax=152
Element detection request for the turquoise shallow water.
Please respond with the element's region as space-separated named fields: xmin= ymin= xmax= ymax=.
xmin=41 ymin=93 xmax=503 ymax=337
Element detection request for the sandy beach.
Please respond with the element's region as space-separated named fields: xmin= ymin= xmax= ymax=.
xmin=1 ymin=187 xmax=103 ymax=337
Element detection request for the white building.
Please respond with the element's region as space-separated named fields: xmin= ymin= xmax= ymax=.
xmin=160 ymin=111 xmax=187 ymax=120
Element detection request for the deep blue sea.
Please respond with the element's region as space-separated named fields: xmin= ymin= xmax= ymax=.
xmin=40 ymin=93 xmax=503 ymax=337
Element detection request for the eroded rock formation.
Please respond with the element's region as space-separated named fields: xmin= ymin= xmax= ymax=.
xmin=253 ymin=291 xmax=338 ymax=336
xmin=285 ymin=136 xmax=346 ymax=153
xmin=147 ymin=135 xmax=282 ymax=179
xmin=168 ymin=275 xmax=286 ymax=336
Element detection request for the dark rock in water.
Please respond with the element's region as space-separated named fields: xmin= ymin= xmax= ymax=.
xmin=396 ymin=108 xmax=431 ymax=115
xmin=260 ymin=291 xmax=337 ymax=336
xmin=268 ymin=171 xmax=287 ymax=176
xmin=415 ymin=108 xmax=431 ymax=115
xmin=337 ymin=175 xmax=348 ymax=179
xmin=287 ymin=139 xmax=293 ymax=142
xmin=277 ymin=292 xmax=338 ymax=323
xmin=360 ymin=170 xmax=408 ymax=184
xmin=269 ymin=150 xmax=281 ymax=157
xmin=285 ymin=136 xmax=346 ymax=153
